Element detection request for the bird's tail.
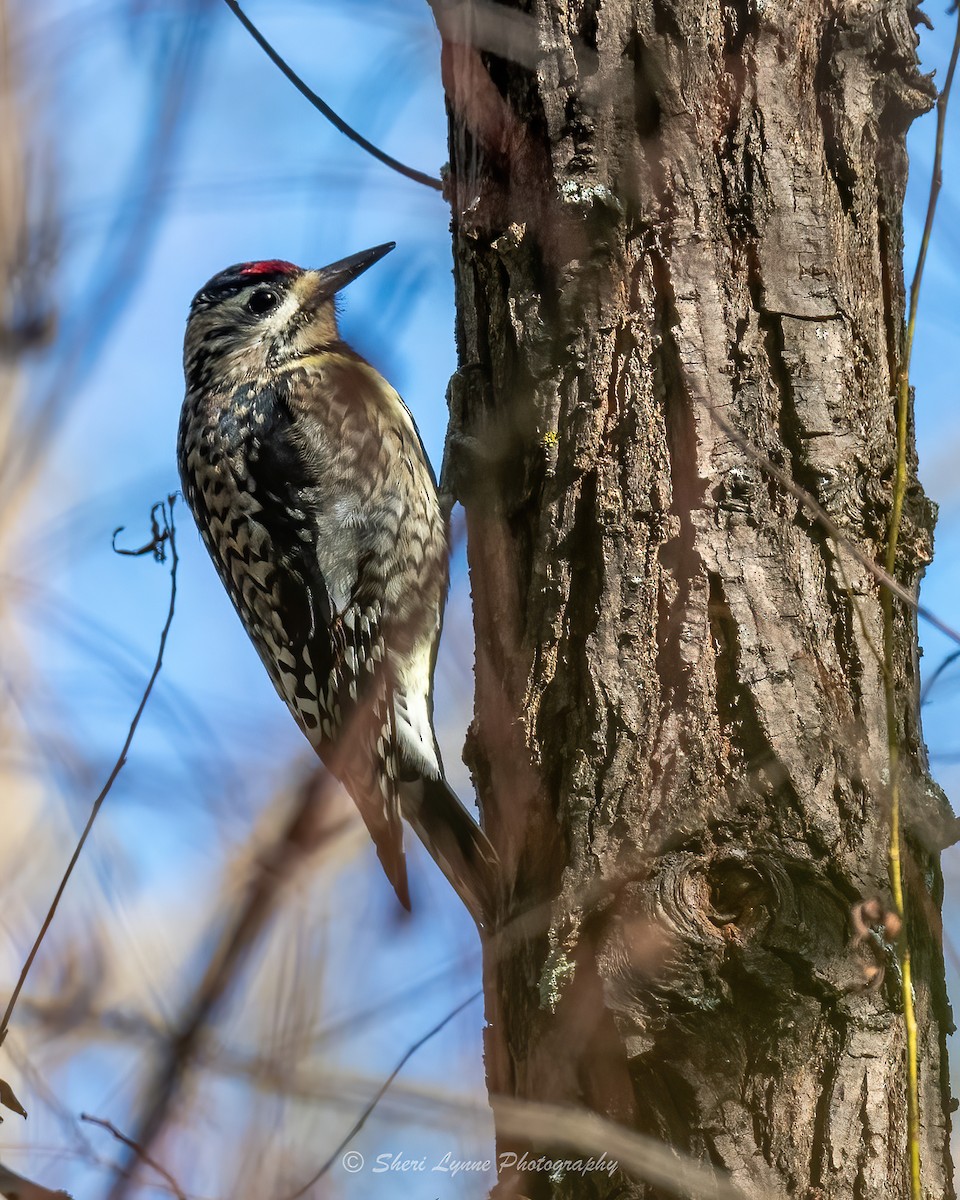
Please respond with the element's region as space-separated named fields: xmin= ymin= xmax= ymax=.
xmin=329 ymin=699 xmax=499 ymax=920
xmin=400 ymin=774 xmax=501 ymax=927
xmin=340 ymin=759 xmax=411 ymax=911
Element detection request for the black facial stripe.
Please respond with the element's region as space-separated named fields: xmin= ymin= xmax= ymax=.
xmin=192 ymin=264 xmax=300 ymax=309
xmin=204 ymin=323 xmax=240 ymax=340
xmin=191 ymin=287 xmax=245 ymax=314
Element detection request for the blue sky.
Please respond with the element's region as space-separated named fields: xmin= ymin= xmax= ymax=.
xmin=2 ymin=1 xmax=960 ymax=1195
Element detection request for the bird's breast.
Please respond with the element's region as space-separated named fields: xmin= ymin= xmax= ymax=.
xmin=179 ymin=366 xmax=448 ymax=647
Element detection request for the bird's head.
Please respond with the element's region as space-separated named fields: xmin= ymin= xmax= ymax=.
xmin=183 ymin=242 xmax=395 ymax=391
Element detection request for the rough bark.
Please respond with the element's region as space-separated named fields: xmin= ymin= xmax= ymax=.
xmin=433 ymin=0 xmax=955 ymax=1196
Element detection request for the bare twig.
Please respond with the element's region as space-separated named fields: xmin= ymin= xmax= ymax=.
xmin=81 ymin=1113 xmax=187 ymax=1200
xmin=222 ymin=0 xmax=442 ymax=192
xmin=921 ymin=647 xmax=960 ymax=705
xmin=283 ymin=990 xmax=482 ymax=1199
xmin=900 ymin=9 xmax=960 ymax=405
xmin=0 ymin=496 xmax=179 ymax=1050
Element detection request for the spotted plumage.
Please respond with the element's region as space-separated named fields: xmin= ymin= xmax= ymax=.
xmin=177 ymin=244 xmax=497 ymax=920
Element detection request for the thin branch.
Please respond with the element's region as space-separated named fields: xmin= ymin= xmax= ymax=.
xmin=921 ymin=647 xmax=960 ymax=706
xmin=885 ymin=0 xmax=960 ymax=585
xmin=282 ymin=990 xmax=482 ymax=1200
xmin=0 ymin=497 xmax=179 ymax=1050
xmin=80 ymin=1114 xmax=187 ymax=1200
xmin=902 ymin=9 xmax=960 ymax=405
xmin=222 ymin=0 xmax=442 ymax=192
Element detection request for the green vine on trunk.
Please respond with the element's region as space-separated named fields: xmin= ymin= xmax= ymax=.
xmin=883 ymin=13 xmax=960 ymax=1197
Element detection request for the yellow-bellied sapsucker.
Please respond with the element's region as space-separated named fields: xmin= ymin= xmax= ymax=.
xmin=177 ymin=244 xmax=497 ymax=921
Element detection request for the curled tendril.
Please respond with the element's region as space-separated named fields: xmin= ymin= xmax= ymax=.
xmin=113 ymin=493 xmax=178 ymax=563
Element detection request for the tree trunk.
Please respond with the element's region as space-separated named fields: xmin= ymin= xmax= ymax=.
xmin=432 ymin=0 xmax=955 ymax=1196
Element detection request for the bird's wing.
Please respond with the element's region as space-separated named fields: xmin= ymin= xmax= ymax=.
xmin=188 ymin=386 xmax=410 ymax=908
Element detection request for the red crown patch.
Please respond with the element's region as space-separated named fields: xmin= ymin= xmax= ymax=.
xmin=239 ymin=260 xmax=298 ymax=277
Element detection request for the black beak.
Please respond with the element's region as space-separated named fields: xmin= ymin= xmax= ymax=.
xmin=315 ymin=242 xmax=395 ymax=295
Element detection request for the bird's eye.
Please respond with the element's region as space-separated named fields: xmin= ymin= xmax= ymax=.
xmin=247 ymin=288 xmax=279 ymax=316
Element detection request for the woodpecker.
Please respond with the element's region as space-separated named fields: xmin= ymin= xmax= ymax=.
xmin=178 ymin=243 xmax=497 ymax=922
